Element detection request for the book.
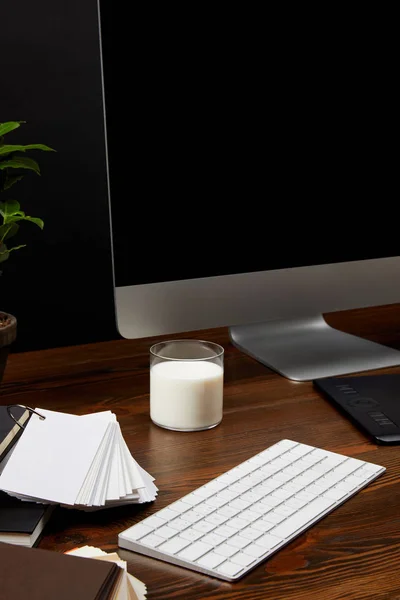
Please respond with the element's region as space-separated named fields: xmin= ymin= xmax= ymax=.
xmin=66 ymin=545 xmax=147 ymax=600
xmin=0 ymin=490 xmax=55 ymax=547
xmin=0 ymin=541 xmax=123 ymax=600
xmin=0 ymin=404 xmax=30 ymax=463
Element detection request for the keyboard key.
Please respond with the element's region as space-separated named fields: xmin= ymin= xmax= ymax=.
xmin=353 ymin=465 xmax=378 ymax=478
xmin=263 ymin=511 xmax=286 ymax=525
xmin=140 ymin=533 xmax=165 ymax=548
xmin=230 ymin=553 xmax=256 ymax=567
xmin=272 ymin=497 xmax=335 ymax=539
xmin=181 ymin=493 xmax=204 ymax=507
xmin=218 ymin=490 xmax=239 ymax=502
xmin=204 ymin=496 xmax=226 ymax=509
xmin=143 ymin=516 xmax=166 ymax=528
xmin=158 ymin=537 xmax=191 ymax=555
xmin=227 ymin=517 xmax=249 ymax=530
xmin=201 ymin=532 xmax=225 ymax=546
xmin=241 ymin=491 xmax=264 ymax=503
xmin=271 ymin=489 xmax=291 ymax=500
xmin=168 ymin=517 xmax=192 ymax=532
xmin=180 ymin=528 xmax=204 ymax=542
xmin=333 ymin=460 xmax=362 ymax=477
xmin=323 ymin=487 xmax=349 ymax=501
xmin=360 ymin=462 xmax=383 ymax=474
xmin=183 ymin=510 xmax=204 ymax=523
xmin=193 ymin=487 xmax=215 ymax=499
xmin=256 ymin=519 xmax=276 ymax=533
xmin=197 ymin=552 xmax=226 ymax=569
xmin=219 ymin=505 xmax=241 ymax=518
xmin=228 ymin=534 xmax=251 ymax=549
xmin=273 ymin=504 xmax=297 ymax=517
xmin=285 ymin=497 xmax=307 ymax=509
xmin=217 ymin=473 xmax=238 ymax=484
xmin=230 ymin=498 xmax=252 ymax=510
xmin=178 ymin=541 xmax=213 ymax=561
xmin=242 ymin=543 xmax=268 ymax=558
xmin=159 ymin=506 xmax=187 ymax=519
xmin=295 ymin=490 xmax=317 ymax=502
xmin=124 ymin=523 xmax=153 ymax=540
xmin=205 ymin=513 xmax=228 ymax=526
xmin=239 ymin=509 xmax=260 ymax=523
xmin=207 ymin=480 xmax=228 ymax=492
xmin=157 ymin=525 xmax=178 ymax=539
xmin=192 ymin=520 xmax=216 ymax=534
xmin=239 ymin=527 xmax=263 ymax=541
xmin=214 ymin=543 xmax=238 ymax=558
xmin=269 ymin=471 xmax=293 ymax=483
xmin=335 ymin=479 xmax=359 ymax=492
xmin=277 ymin=440 xmax=298 ymax=450
xmin=191 ymin=503 xmax=213 ymax=516
xmin=281 ymin=483 xmax=303 ymax=494
xmin=260 ymin=495 xmax=281 ymax=508
xmin=217 ymin=561 xmax=244 ymax=577
xmin=214 ymin=524 xmax=237 ymax=538
xmin=254 ymin=533 xmax=283 ymax=550
xmin=289 ymin=444 xmax=314 ymax=457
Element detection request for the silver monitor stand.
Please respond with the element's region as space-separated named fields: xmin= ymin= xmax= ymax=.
xmin=229 ymin=314 xmax=400 ymax=381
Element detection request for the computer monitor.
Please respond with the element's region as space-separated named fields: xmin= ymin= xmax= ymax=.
xmin=98 ymin=3 xmax=400 ymax=381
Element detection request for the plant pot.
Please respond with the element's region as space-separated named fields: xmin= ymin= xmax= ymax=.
xmin=0 ymin=311 xmax=17 ymax=384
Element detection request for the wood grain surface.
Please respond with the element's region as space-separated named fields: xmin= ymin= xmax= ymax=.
xmin=1 ymin=305 xmax=400 ymax=600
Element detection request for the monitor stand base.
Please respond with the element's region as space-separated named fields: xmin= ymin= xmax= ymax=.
xmin=229 ymin=314 xmax=400 ymax=382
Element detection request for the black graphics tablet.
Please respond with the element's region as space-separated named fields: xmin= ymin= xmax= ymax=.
xmin=314 ymin=374 xmax=400 ymax=445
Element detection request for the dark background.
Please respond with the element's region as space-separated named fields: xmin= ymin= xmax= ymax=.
xmin=1 ymin=0 xmax=118 ymax=352
xmin=0 ymin=2 xmax=396 ymax=352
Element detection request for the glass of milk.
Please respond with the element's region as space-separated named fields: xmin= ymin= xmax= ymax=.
xmin=149 ymin=340 xmax=224 ymax=431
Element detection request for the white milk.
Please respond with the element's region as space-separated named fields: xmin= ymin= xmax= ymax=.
xmin=150 ymin=360 xmax=224 ymax=430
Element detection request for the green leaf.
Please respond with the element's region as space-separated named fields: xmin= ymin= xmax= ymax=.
xmin=0 ymin=242 xmax=9 ymax=262
xmin=0 ymin=144 xmax=56 ymax=156
xmin=0 ymin=222 xmax=19 ymax=241
xmin=2 ymin=175 xmax=24 ymax=190
xmin=5 ymin=215 xmax=44 ymax=229
xmin=0 ymin=199 xmax=44 ymax=230
xmin=24 ymin=216 xmax=44 ymax=229
xmin=0 ymin=156 xmax=40 ymax=174
xmin=0 ymin=241 xmax=26 ymax=262
xmin=0 ymin=199 xmax=21 ymax=218
xmin=0 ymin=122 xmax=25 ymax=137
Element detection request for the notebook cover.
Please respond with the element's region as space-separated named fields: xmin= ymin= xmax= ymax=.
xmin=314 ymin=374 xmax=400 ymax=444
xmin=0 ymin=491 xmax=53 ymax=539
xmin=0 ymin=405 xmax=29 ymax=462
xmin=0 ymin=542 xmax=121 ymax=600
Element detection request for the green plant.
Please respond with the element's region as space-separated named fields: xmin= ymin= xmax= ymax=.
xmin=0 ymin=121 xmax=55 ymax=264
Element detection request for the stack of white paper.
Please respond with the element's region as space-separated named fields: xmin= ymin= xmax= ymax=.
xmin=0 ymin=408 xmax=158 ymax=509
xmin=66 ymin=545 xmax=147 ymax=600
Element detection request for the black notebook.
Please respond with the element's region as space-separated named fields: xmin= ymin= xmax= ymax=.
xmin=314 ymin=374 xmax=400 ymax=444
xmin=0 ymin=405 xmax=30 ymax=463
xmin=0 ymin=405 xmax=54 ymax=546
xmin=0 ymin=491 xmax=55 ymax=547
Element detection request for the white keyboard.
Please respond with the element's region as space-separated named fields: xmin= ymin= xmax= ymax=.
xmin=118 ymin=439 xmax=385 ymax=581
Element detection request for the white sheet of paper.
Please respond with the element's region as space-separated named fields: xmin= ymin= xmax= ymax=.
xmin=75 ymin=422 xmax=115 ymax=506
xmin=106 ymin=429 xmax=122 ymax=500
xmin=0 ymin=409 xmax=110 ymax=505
xmin=91 ymin=423 xmax=118 ymax=506
xmin=76 ymin=411 xmax=117 ymax=505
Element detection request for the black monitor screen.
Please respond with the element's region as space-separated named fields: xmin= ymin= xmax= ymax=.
xmin=100 ymin=4 xmax=393 ymax=287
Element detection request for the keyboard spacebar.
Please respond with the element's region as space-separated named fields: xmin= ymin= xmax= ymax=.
xmin=272 ymin=497 xmax=335 ymax=539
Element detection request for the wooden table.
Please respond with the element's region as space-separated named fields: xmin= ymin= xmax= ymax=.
xmin=2 ymin=305 xmax=400 ymax=600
